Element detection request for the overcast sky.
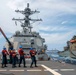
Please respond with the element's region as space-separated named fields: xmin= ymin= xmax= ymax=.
xmin=0 ymin=0 xmax=76 ymax=51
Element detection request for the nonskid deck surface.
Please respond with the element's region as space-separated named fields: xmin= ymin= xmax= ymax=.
xmin=0 ymin=60 xmax=76 ymax=75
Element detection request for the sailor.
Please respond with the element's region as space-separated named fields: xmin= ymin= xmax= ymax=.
xmin=9 ymin=49 xmax=13 ymax=64
xmin=1 ymin=47 xmax=8 ymax=68
xmin=29 ymin=48 xmax=38 ymax=68
xmin=12 ymin=49 xmax=17 ymax=68
xmin=18 ymin=46 xmax=26 ymax=67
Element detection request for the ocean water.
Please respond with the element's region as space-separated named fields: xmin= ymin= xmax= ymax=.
xmin=46 ymin=51 xmax=76 ymax=64
xmin=46 ymin=51 xmax=61 ymax=60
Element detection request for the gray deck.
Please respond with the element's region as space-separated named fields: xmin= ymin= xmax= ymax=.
xmin=0 ymin=60 xmax=76 ymax=75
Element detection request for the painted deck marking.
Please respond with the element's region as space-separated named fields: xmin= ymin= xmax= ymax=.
xmin=41 ymin=65 xmax=61 ymax=75
xmin=9 ymin=70 xmax=24 ymax=71
xmin=44 ymin=69 xmax=48 ymax=71
xmin=60 ymin=69 xmax=75 ymax=71
xmin=44 ymin=69 xmax=58 ymax=71
xmin=53 ymin=69 xmax=59 ymax=71
xmin=0 ymin=70 xmax=7 ymax=71
xmin=27 ymin=69 xmax=41 ymax=71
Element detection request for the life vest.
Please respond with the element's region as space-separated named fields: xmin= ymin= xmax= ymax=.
xmin=12 ymin=51 xmax=16 ymax=57
xmin=2 ymin=50 xmax=8 ymax=56
xmin=18 ymin=49 xmax=25 ymax=56
xmin=30 ymin=50 xmax=36 ymax=56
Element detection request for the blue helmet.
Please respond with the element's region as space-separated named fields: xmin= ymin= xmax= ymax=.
xmin=10 ymin=47 xmax=13 ymax=50
xmin=3 ymin=47 xmax=6 ymax=50
xmin=19 ymin=46 xmax=22 ymax=48
xmin=30 ymin=48 xmax=33 ymax=50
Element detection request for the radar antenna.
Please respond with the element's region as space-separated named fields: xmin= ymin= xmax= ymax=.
xmin=12 ymin=3 xmax=42 ymax=32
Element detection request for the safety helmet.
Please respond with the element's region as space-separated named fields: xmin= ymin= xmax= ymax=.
xmin=10 ymin=47 xmax=13 ymax=50
xmin=30 ymin=48 xmax=33 ymax=50
xmin=3 ymin=47 xmax=6 ymax=50
xmin=19 ymin=45 xmax=22 ymax=48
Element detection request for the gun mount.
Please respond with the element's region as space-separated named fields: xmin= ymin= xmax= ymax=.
xmin=0 ymin=27 xmax=13 ymax=50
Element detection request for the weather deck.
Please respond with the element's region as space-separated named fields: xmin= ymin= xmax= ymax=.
xmin=0 ymin=60 xmax=76 ymax=75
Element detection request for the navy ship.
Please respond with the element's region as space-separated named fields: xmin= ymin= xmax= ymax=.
xmin=0 ymin=3 xmax=76 ymax=75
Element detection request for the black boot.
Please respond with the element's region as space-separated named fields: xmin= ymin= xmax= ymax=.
xmin=4 ymin=64 xmax=7 ymax=67
xmin=19 ymin=64 xmax=21 ymax=67
xmin=35 ymin=65 xmax=38 ymax=67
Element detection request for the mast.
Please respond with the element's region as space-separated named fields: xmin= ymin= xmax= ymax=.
xmin=12 ymin=3 xmax=42 ymax=32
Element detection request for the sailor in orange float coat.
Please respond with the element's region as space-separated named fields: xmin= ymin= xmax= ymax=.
xmin=2 ymin=47 xmax=9 ymax=68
